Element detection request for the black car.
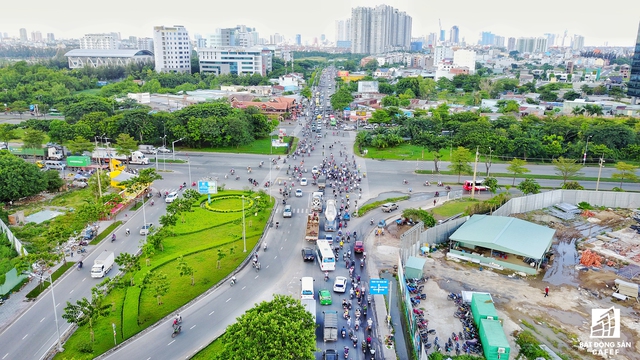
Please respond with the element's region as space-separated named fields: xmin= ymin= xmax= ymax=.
xmin=301 ymin=247 xmax=315 ymax=262
xmin=323 ymin=349 xmax=338 ymax=360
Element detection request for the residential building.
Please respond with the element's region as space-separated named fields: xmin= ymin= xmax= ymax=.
xmin=516 ymin=37 xmax=536 ymax=54
xmin=433 ymin=46 xmax=453 ymax=65
xmin=545 ymin=33 xmax=556 ymax=48
xmin=621 ymin=64 xmax=631 ymax=80
xmin=295 ymin=34 xmax=301 ymax=45
xmin=65 ymin=49 xmax=153 ymax=69
xmin=494 ymin=36 xmax=505 ymax=48
xmin=449 ymin=26 xmax=459 ymax=44
xmin=507 ymin=37 xmax=516 ymax=52
xmin=480 ymin=32 xmax=495 ymax=46
xmin=198 ymin=47 xmax=272 ymax=76
xmin=80 ymin=34 xmax=117 ymax=50
xmin=46 ymin=33 xmax=55 ymax=42
xmin=410 ymin=41 xmax=423 ymax=51
xmin=153 ymin=25 xmax=192 ymax=73
xmin=269 ymin=33 xmax=284 ymax=45
xmin=31 ymin=31 xmax=42 ymax=42
xmin=534 ymin=37 xmax=548 ymax=53
xmin=350 ymin=5 xmax=412 ymax=54
xmin=336 ymin=19 xmax=352 ymax=42
xmin=427 ymin=32 xmax=437 ymax=47
xmin=453 ymin=49 xmax=476 ymax=74
xmin=628 ymin=22 xmax=640 ymax=103
xmin=137 ymin=37 xmax=154 ymax=52
xmin=572 ymin=35 xmax=585 ymax=51
xmin=439 ymin=30 xmax=445 ymax=42
xmin=19 ymin=28 xmax=27 ymax=41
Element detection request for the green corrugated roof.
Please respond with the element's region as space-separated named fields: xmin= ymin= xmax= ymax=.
xmin=405 ymin=256 xmax=426 ymax=270
xmin=450 ymin=215 xmax=555 ymax=259
xmin=471 ymin=293 xmax=498 ymax=319
xmin=480 ymin=318 xmax=510 ymax=348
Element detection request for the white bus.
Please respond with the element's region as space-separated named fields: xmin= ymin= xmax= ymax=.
xmin=316 ymin=240 xmax=336 ymax=271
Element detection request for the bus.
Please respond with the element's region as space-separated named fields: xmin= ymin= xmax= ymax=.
xmin=316 ymin=240 xmax=336 ymax=271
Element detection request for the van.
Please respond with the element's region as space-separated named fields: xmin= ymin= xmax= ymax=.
xmin=44 ymin=161 xmax=66 ymax=170
xmin=300 ymin=276 xmax=315 ymax=300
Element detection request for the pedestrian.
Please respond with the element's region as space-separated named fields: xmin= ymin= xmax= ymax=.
xmin=347 ymin=316 xmax=352 ymax=327
xmin=544 ymin=286 xmax=549 ymax=297
xmin=433 ymin=199 xmax=437 ymax=206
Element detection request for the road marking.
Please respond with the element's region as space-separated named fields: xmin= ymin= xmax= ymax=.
xmin=255 ymin=275 xmax=259 ymax=279
xmin=22 ymin=334 xmax=28 ymax=340
xmin=241 ymin=286 xmax=246 ymax=290
xmin=274 ymin=256 xmax=278 ymax=260
xmin=266 ymin=265 xmax=270 ymax=269
xmin=167 ymin=340 xmax=175 ymax=346
xmin=226 ymin=298 xmax=231 ymax=303
xmin=190 ymin=325 xmax=196 ymax=330
xmin=208 ymin=311 xmax=215 ymax=316
xmin=2 ymin=353 xmax=8 ymax=359
xmin=40 ymin=318 xmax=45 ymax=323
xmin=82 ymin=278 xmax=86 ymax=282
xmin=56 ymin=303 xmax=60 ymax=307
xmin=69 ymin=290 xmax=73 ymax=294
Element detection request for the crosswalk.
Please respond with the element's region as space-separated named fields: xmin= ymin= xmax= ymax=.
xmin=275 ymin=207 xmax=310 ymax=214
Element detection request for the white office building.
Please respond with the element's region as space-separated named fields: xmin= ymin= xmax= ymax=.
xmin=137 ymin=37 xmax=154 ymax=52
xmin=453 ymin=49 xmax=476 ymax=74
xmin=80 ymin=34 xmax=117 ymax=50
xmin=153 ymin=25 xmax=191 ymax=73
xmin=198 ymin=47 xmax=272 ymax=76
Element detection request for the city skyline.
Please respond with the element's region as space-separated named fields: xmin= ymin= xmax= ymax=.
xmin=2 ymin=0 xmax=638 ymax=46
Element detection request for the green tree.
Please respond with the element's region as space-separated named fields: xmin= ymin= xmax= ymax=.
xmin=61 ymin=287 xmax=110 ymax=342
xmin=611 ymin=162 xmax=639 ymax=190
xmin=176 ymin=255 xmax=195 ymax=286
xmin=517 ymin=178 xmax=540 ymax=195
xmin=0 ymin=124 xmax=17 ymax=144
xmin=381 ymin=95 xmax=400 ymax=107
xmin=300 ymin=87 xmax=312 ymax=100
xmin=142 ymin=270 xmax=170 ymax=305
xmin=217 ymin=295 xmax=316 ymax=360
xmin=114 ymin=133 xmax=138 ymax=164
xmin=87 ymin=171 xmax=111 ymax=200
xmin=22 ymin=128 xmax=46 ymax=162
xmin=115 ymin=252 xmax=141 ymax=286
xmin=552 ymin=157 xmax=583 ymax=185
xmin=167 ymin=197 xmax=192 ymax=223
xmin=448 ymin=147 xmax=472 ymax=183
xmin=0 ymin=151 xmax=46 ymax=202
xmin=44 ymin=169 xmax=64 ymax=192
xmin=65 ymin=135 xmax=95 ymax=155
xmin=563 ymin=90 xmax=581 ymax=101
xmin=329 ymin=87 xmax=353 ymax=111
xmin=561 ymin=181 xmax=584 ymax=190
xmin=506 ymin=159 xmax=530 ymax=186
xmin=216 ymin=248 xmax=227 ymax=269
xmin=483 ymin=177 xmax=500 ymax=194
xmin=400 ymin=208 xmax=436 ymax=227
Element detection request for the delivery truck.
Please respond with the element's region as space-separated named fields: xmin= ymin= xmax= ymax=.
xmin=91 ymin=251 xmax=115 ymax=278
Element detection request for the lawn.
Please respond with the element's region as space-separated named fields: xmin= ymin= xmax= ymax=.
xmin=431 ymin=199 xmax=478 ymax=218
xmin=55 ymin=190 xmax=273 ymax=359
xmin=201 ymin=137 xmax=295 ymax=155
xmin=362 ymin=144 xmax=453 ymax=162
xmin=192 ymin=337 xmax=224 ymax=359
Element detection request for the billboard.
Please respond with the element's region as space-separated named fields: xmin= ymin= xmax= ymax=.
xmin=337 ymin=71 xmax=350 ymax=77
xmin=198 ymin=181 xmax=218 ymax=195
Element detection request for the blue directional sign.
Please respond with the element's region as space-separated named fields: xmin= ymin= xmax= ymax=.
xmin=369 ymin=279 xmax=389 ymax=295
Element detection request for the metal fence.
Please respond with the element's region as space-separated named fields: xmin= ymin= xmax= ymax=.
xmin=0 ymin=219 xmax=26 ymax=256
xmin=399 ymin=217 xmax=468 ymax=263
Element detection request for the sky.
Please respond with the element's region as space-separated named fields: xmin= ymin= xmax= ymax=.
xmin=3 ymin=0 xmax=639 ymax=47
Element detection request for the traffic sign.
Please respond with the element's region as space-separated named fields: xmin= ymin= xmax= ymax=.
xmin=369 ymin=279 xmax=389 ymax=295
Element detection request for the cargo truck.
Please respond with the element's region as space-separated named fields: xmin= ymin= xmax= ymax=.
xmin=311 ymin=192 xmax=323 ymax=212
xmin=92 ymin=148 xmax=150 ymax=165
xmin=66 ymin=156 xmax=91 ymax=170
xmin=301 ymin=299 xmax=317 ymax=323
xmin=9 ymin=145 xmax=64 ymax=160
xmin=305 ymin=213 xmax=320 ymax=242
xmin=323 ymin=310 xmax=338 ymax=342
xmin=138 ymin=145 xmax=157 ymax=154
xmin=91 ymin=251 xmax=115 ymax=278
xmin=324 ymin=200 xmax=337 ymax=232
xmin=317 ymin=176 xmax=326 ymax=190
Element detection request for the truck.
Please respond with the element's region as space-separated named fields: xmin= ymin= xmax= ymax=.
xmin=92 ymin=148 xmax=150 ymax=165
xmin=317 ymin=176 xmax=326 ymax=190
xmin=91 ymin=251 xmax=115 ymax=278
xmin=66 ymin=156 xmax=91 ymax=170
xmin=83 ymin=223 xmax=99 ymax=241
xmin=302 ymin=299 xmax=317 ymax=323
xmin=323 ymin=310 xmax=338 ymax=342
xmin=305 ymin=213 xmax=320 ymax=242
xmin=324 ymin=200 xmax=337 ymax=232
xmin=9 ymin=145 xmax=64 ymax=160
xmin=311 ymin=192 xmax=323 ymax=212
xmin=463 ymin=180 xmax=487 ymax=192
xmin=138 ymin=145 xmax=157 ymax=154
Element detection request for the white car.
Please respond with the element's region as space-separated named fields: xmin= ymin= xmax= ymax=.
xmin=295 ymin=189 xmax=303 ymax=197
xmin=312 ymin=166 xmax=319 ymax=175
xmin=157 ymin=147 xmax=172 ymax=153
xmin=139 ymin=223 xmax=153 ymax=235
xmin=165 ymin=192 xmax=178 ymax=203
xmin=333 ymin=276 xmax=348 ymax=293
xmin=300 ymin=178 xmax=308 ymax=186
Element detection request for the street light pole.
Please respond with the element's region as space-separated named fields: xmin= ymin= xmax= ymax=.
xmin=160 ymin=136 xmax=167 ymax=171
xmin=242 ymin=195 xmax=246 ymax=252
xmin=172 ymin=138 xmax=183 ymax=161
xmin=449 ymin=131 xmax=454 ymax=160
xmin=596 ymin=156 xmax=605 ymax=191
xmin=30 ymin=273 xmax=63 ymax=352
xmin=583 ymin=135 xmax=593 ymax=165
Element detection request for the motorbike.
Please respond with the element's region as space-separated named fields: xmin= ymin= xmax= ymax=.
xmin=324 ymin=272 xmax=329 ymax=282
xmin=435 ymin=191 xmax=440 ymax=197
xmin=77 ymin=261 xmax=83 ymax=270
xmin=424 ymin=181 xmax=431 ymax=186
xmin=235 ymin=176 xmax=240 ymax=180
xmin=341 ymin=328 xmax=347 ymax=338
xmin=230 ymin=277 xmax=237 ymax=286
xmin=111 ymin=234 xmax=116 ymax=242
xmin=343 ymin=346 xmax=349 ymax=359
xmin=370 ymin=219 xmax=374 ymax=225
xmin=263 ymin=243 xmax=267 ymax=251
xmin=171 ymin=325 xmax=182 ymax=338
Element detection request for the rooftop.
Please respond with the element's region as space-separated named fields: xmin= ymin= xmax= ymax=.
xmin=65 ymin=49 xmax=153 ymax=57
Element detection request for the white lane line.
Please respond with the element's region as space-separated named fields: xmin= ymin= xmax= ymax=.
xmin=167 ymin=340 xmax=175 ymax=346
xmin=3 ymin=353 xmax=9 ymax=359
xmin=22 ymin=334 xmax=28 ymax=340
xmin=241 ymin=286 xmax=246 ymax=290
xmin=274 ymin=256 xmax=278 ymax=260
xmin=208 ymin=311 xmax=215 ymax=316
xmin=69 ymin=290 xmax=74 ymax=294
xmin=225 ymin=298 xmax=231 ymax=303
xmin=190 ymin=325 xmax=196 ymax=330
xmin=40 ymin=318 xmax=45 ymax=323
xmin=82 ymin=278 xmax=86 ymax=282
xmin=255 ymin=275 xmax=259 ymax=279
xmin=56 ymin=303 xmax=60 ymax=308
xmin=266 ymin=265 xmax=270 ymax=269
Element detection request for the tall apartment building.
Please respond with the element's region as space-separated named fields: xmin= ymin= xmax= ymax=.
xmin=507 ymin=37 xmax=516 ymax=51
xmin=198 ymin=47 xmax=272 ymax=76
xmin=516 ymin=37 xmax=536 ymax=53
xmin=269 ymin=33 xmax=284 ymax=45
xmin=335 ymin=19 xmax=352 ymax=42
xmin=427 ymin=32 xmax=437 ymax=47
xmin=295 ymin=34 xmax=301 ymax=45
xmin=137 ymin=37 xmax=154 ymax=52
xmin=153 ymin=25 xmax=191 ymax=73
xmin=480 ymin=32 xmax=495 ymax=46
xmin=572 ymin=35 xmax=585 ymax=51
xmin=31 ymin=31 xmax=42 ymax=42
xmin=627 ymin=22 xmax=640 ymax=104
xmin=207 ymin=26 xmax=259 ymax=48
xmin=534 ymin=37 xmax=548 ymax=53
xmin=494 ymin=36 xmax=505 ymax=48
xmin=80 ymin=34 xmax=116 ymax=50
xmin=449 ymin=26 xmax=459 ymax=44
xmin=544 ymin=33 xmax=556 ymax=48
xmin=19 ymin=28 xmax=27 ymax=41
xmin=350 ymin=5 xmax=411 ymax=54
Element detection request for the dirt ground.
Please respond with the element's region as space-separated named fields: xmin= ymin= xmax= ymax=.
xmin=371 ymin=218 xmax=640 ymax=360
